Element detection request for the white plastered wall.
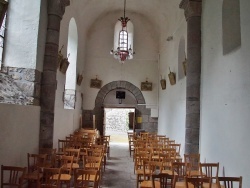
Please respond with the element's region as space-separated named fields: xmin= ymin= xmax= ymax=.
xmin=4 ymin=0 xmax=45 ymax=71
xmin=200 ymin=0 xmax=250 ymax=186
xmin=0 ymin=0 xmax=46 ymax=169
xmin=53 ymin=4 xmax=84 ymax=148
xmin=157 ymin=1 xmax=187 ymax=157
xmin=82 ymin=11 xmax=159 ymax=112
xmin=0 ymin=104 xmax=40 ymax=167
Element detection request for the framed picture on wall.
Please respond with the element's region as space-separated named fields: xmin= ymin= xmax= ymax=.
xmin=141 ymin=81 xmax=152 ymax=91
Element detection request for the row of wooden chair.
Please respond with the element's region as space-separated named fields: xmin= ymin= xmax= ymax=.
xmin=1 ymin=164 xmax=100 ymax=188
xmin=1 ymin=128 xmax=110 ymax=188
xmin=128 ymin=132 xmax=242 ymax=188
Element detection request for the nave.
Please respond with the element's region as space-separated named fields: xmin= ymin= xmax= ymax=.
xmin=100 ymin=142 xmax=136 ymax=188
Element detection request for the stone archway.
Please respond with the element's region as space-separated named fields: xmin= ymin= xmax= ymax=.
xmin=83 ymin=81 xmax=158 ymax=135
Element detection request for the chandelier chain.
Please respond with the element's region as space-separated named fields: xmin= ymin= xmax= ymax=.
xmin=124 ymin=0 xmax=126 ymax=18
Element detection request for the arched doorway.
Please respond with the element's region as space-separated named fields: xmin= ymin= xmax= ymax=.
xmin=92 ymin=81 xmax=158 ymax=135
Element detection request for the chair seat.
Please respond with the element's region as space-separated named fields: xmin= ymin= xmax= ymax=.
xmin=140 ymin=180 xmax=160 ymax=188
xmin=203 ymin=182 xmax=219 ymax=188
xmin=175 ymin=181 xmax=185 ymax=188
xmin=53 ymin=174 xmax=71 ymax=181
xmin=72 ymin=163 xmax=80 ymax=169
xmin=136 ymin=169 xmax=150 ymax=175
xmin=176 ymin=182 xmax=195 ymax=188
xmin=189 ymin=170 xmax=201 ymax=177
xmin=161 ymin=169 xmax=178 ymax=175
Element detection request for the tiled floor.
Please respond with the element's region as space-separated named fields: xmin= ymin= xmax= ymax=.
xmin=100 ymin=142 xmax=136 ymax=188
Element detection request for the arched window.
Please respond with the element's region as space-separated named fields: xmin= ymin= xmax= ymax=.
xmin=64 ymin=18 xmax=78 ymax=109
xmin=119 ymin=30 xmax=128 ymax=51
xmin=222 ymin=0 xmax=241 ymax=55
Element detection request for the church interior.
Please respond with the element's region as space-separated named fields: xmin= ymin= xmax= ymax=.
xmin=0 ymin=0 xmax=249 ymax=187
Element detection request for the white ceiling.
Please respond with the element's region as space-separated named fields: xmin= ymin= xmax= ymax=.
xmin=68 ymin=0 xmax=181 ymax=34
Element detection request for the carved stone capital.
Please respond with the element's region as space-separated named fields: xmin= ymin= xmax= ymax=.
xmin=179 ymin=0 xmax=202 ymax=21
xmin=48 ymin=0 xmax=70 ymax=19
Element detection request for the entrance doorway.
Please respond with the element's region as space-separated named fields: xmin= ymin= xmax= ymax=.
xmin=104 ymin=108 xmax=135 ymax=143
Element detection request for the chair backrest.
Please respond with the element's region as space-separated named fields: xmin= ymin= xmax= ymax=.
xmin=185 ymin=177 xmax=212 ymax=188
xmin=86 ymin=148 xmax=104 ymax=157
xmin=152 ymin=173 xmax=175 ymax=188
xmin=142 ymin=160 xmax=163 ymax=180
xmin=58 ymin=139 xmax=72 ymax=153
xmin=217 ymin=176 xmax=242 ymax=188
xmin=39 ymin=148 xmax=57 ymax=167
xmin=59 ymin=155 xmax=74 ymax=174
xmin=83 ymin=156 xmax=102 ymax=171
xmin=158 ymin=152 xmax=175 ymax=170
xmin=168 ymin=143 xmax=181 ymax=156
xmin=27 ymin=153 xmax=47 ymax=173
xmin=184 ymin=153 xmax=200 ymax=170
xmin=199 ymin=162 xmax=219 ymax=182
xmin=172 ymin=162 xmax=190 ymax=182
xmin=63 ymin=148 xmax=80 ymax=163
xmin=1 ymin=165 xmax=26 ymax=188
xmin=74 ymin=169 xmax=99 ymax=188
xmin=41 ymin=168 xmax=61 ymax=188
xmin=161 ymin=148 xmax=176 ymax=160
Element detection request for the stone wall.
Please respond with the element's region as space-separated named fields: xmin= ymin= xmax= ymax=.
xmin=0 ymin=66 xmax=41 ymax=105
xmin=81 ymin=81 xmax=158 ymax=134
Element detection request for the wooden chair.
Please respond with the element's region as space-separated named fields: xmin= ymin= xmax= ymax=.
xmin=55 ymin=155 xmax=74 ymax=188
xmin=135 ymin=152 xmax=152 ymax=188
xmin=199 ymin=162 xmax=219 ymax=188
xmin=23 ymin=153 xmax=47 ymax=188
xmin=57 ymin=139 xmax=72 ymax=155
xmin=99 ymin=135 xmax=110 ymax=159
xmin=217 ymin=176 xmax=242 ymax=188
xmin=89 ymin=144 xmax=107 ymax=171
xmin=39 ymin=148 xmax=57 ymax=168
xmin=63 ymin=148 xmax=81 ymax=172
xmin=1 ymin=165 xmax=26 ymax=188
xmin=128 ymin=135 xmax=136 ymax=157
xmin=87 ymin=147 xmax=105 ymax=172
xmin=74 ymin=169 xmax=99 ymax=188
xmin=172 ymin=162 xmax=190 ymax=188
xmin=184 ymin=153 xmax=200 ymax=177
xmin=83 ymin=156 xmax=102 ymax=185
xmin=41 ymin=168 xmax=61 ymax=188
xmin=158 ymin=137 xmax=169 ymax=147
xmin=152 ymin=173 xmax=176 ymax=188
xmin=140 ymin=161 xmax=163 ymax=188
xmin=185 ymin=177 xmax=212 ymax=188
xmin=159 ymin=152 xmax=176 ymax=175
xmin=168 ymin=144 xmax=181 ymax=157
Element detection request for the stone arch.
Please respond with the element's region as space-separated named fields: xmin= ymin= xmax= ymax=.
xmin=92 ymin=81 xmax=157 ymax=135
xmin=95 ymin=81 xmax=145 ymax=106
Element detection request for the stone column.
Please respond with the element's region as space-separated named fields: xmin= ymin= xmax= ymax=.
xmin=180 ymin=0 xmax=202 ymax=154
xmin=39 ymin=0 xmax=70 ymax=148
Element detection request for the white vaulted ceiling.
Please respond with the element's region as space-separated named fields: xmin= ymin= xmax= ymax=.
xmin=68 ymin=0 xmax=175 ymax=36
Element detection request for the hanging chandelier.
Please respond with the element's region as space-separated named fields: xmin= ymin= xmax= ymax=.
xmin=110 ymin=0 xmax=135 ymax=63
